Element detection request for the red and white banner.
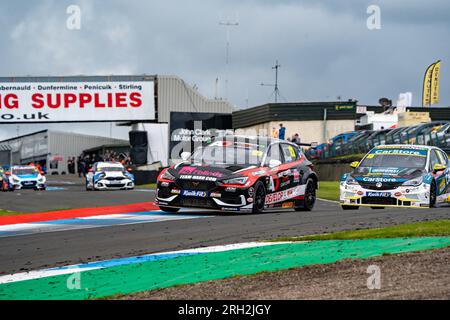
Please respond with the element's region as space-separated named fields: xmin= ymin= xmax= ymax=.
xmin=0 ymin=81 xmax=155 ymax=123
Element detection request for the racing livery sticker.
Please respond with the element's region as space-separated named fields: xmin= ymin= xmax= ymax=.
xmin=265 ymin=185 xmax=306 ymax=205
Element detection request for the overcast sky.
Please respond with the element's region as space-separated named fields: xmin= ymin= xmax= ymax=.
xmin=0 ymin=0 xmax=449 ymax=141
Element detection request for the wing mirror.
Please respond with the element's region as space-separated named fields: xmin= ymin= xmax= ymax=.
xmin=268 ymin=159 xmax=282 ymax=168
xmin=350 ymin=161 xmax=360 ymax=169
xmin=180 ymin=152 xmax=191 ymax=161
xmin=433 ymin=164 xmax=446 ymax=172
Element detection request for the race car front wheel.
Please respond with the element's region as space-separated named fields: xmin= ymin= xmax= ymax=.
xmin=159 ymin=206 xmax=180 ymax=213
xmin=295 ymin=178 xmax=316 ymax=211
xmin=252 ymin=181 xmax=266 ymax=214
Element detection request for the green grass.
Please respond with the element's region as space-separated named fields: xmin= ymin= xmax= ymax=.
xmin=0 ymin=209 xmax=22 ymax=217
xmin=273 ymin=220 xmax=450 ymax=242
xmin=329 ymin=153 xmax=365 ymax=161
xmin=317 ymin=181 xmax=340 ymax=201
xmin=135 ymin=183 xmax=157 ymax=189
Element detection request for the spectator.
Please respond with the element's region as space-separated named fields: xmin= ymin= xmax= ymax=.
xmin=278 ymin=123 xmax=286 ymax=140
xmin=271 ymin=127 xmax=278 ymax=138
xmin=291 ymin=133 xmax=301 ymax=145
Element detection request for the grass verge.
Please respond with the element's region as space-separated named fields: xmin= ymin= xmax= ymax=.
xmin=272 ymin=220 xmax=450 ymax=242
xmin=0 ymin=209 xmax=22 ymax=217
xmin=329 ymin=153 xmax=365 ymax=161
xmin=317 ymin=181 xmax=340 ymax=201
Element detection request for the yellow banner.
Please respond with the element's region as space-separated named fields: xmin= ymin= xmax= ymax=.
xmin=422 ymin=62 xmax=436 ymax=106
xmin=431 ymin=60 xmax=441 ymax=105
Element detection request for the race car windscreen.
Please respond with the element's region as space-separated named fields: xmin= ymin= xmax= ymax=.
xmin=192 ymin=144 xmax=265 ymax=166
xmin=98 ymin=167 xmax=124 ymax=172
xmin=13 ymin=168 xmax=37 ymax=175
xmin=358 ymin=149 xmax=427 ymax=169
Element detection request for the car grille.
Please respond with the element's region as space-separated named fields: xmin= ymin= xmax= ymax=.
xmin=174 ymin=197 xmax=216 ymax=208
xmin=105 ymin=176 xmax=125 ymax=181
xmin=107 ymin=183 xmax=126 ymax=188
xmin=361 ymin=197 xmax=397 ymax=205
xmin=21 ymin=181 xmax=37 ymax=187
xmin=358 ymin=182 xmax=402 ymax=190
xmin=177 ymin=180 xmax=217 ymax=191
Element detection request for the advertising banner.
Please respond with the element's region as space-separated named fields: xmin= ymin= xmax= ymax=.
xmin=169 ymin=112 xmax=233 ymax=160
xmin=0 ymin=81 xmax=155 ymax=123
xmin=430 ymin=60 xmax=441 ymax=105
xmin=422 ymin=60 xmax=441 ymax=107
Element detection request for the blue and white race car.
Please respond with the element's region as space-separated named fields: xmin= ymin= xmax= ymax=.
xmin=0 ymin=167 xmax=14 ymax=192
xmin=340 ymin=145 xmax=450 ymax=209
xmin=8 ymin=165 xmax=47 ymax=191
xmin=86 ymin=162 xmax=135 ymax=191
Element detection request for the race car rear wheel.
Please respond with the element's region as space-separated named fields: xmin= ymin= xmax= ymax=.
xmin=159 ymin=206 xmax=180 ymax=213
xmin=429 ymin=181 xmax=437 ymax=208
xmin=252 ymin=181 xmax=266 ymax=214
xmin=341 ymin=205 xmax=359 ymax=210
xmin=295 ymin=178 xmax=316 ymax=211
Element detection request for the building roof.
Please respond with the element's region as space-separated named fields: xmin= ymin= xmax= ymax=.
xmin=232 ymin=101 xmax=358 ymax=128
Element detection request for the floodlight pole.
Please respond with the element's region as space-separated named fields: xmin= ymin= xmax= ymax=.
xmin=219 ymin=19 xmax=239 ymax=100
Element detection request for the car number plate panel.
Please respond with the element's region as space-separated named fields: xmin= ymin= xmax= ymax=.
xmin=181 ymin=190 xmax=208 ymax=198
xmin=366 ymin=192 xmax=391 ymax=197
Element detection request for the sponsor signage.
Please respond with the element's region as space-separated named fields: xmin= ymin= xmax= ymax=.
xmin=371 ymin=149 xmax=428 ymax=157
xmin=0 ymin=81 xmax=155 ymax=123
xmin=366 ymin=192 xmax=391 ymax=197
xmin=169 ymin=112 xmax=233 ymax=158
xmin=265 ymin=185 xmax=305 ymax=205
xmin=181 ymin=190 xmax=208 ymax=198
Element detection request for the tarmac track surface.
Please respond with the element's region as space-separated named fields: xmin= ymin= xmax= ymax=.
xmin=1 ymin=196 xmax=449 ymax=275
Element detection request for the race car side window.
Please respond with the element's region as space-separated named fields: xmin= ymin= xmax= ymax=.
xmin=429 ymin=150 xmax=441 ymax=170
xmin=281 ymin=144 xmax=298 ymax=163
xmin=264 ymin=144 xmax=283 ymax=165
xmin=436 ymin=150 xmax=448 ymax=165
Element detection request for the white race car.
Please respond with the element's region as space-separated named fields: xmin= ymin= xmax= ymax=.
xmin=340 ymin=145 xmax=450 ymax=209
xmin=9 ymin=166 xmax=47 ymax=191
xmin=86 ymin=162 xmax=135 ymax=191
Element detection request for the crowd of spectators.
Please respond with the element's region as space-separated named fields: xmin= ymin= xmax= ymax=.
xmin=75 ymin=150 xmax=132 ymax=177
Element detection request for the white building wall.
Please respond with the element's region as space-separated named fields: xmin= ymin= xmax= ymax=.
xmin=238 ymin=120 xmax=355 ymax=144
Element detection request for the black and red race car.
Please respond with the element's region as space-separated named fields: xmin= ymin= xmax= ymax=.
xmin=155 ymin=135 xmax=319 ymax=213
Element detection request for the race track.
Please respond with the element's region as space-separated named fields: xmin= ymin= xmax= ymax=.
xmin=1 ymin=189 xmax=449 ymax=275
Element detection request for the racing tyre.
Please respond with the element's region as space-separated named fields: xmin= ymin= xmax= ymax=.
xmin=252 ymin=181 xmax=266 ymax=214
xmin=429 ymin=181 xmax=437 ymax=208
xmin=295 ymin=178 xmax=316 ymax=211
xmin=341 ymin=205 xmax=359 ymax=210
xmin=159 ymin=206 xmax=180 ymax=213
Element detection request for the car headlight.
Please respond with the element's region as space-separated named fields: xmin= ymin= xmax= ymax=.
xmin=38 ymin=177 xmax=45 ymax=183
xmin=222 ymin=176 xmax=248 ymax=185
xmin=402 ymin=176 xmax=423 ymax=187
xmin=161 ymin=170 xmax=175 ymax=181
xmin=345 ymin=176 xmax=359 ymax=185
